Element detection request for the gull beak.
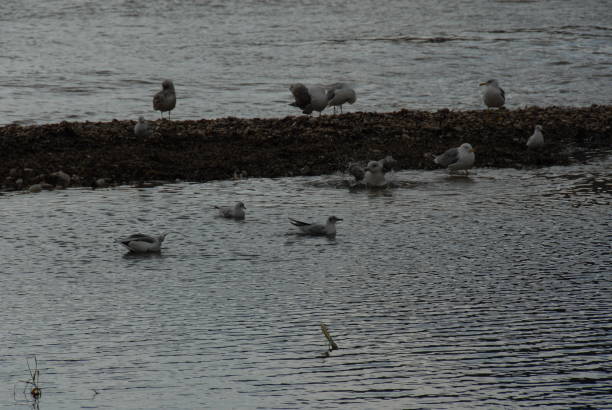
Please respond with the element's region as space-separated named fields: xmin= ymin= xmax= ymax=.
xmin=479 ymin=82 xmax=487 ymax=86
xmin=470 ymin=148 xmax=476 ymax=153
xmin=336 ymin=218 xmax=343 ymax=222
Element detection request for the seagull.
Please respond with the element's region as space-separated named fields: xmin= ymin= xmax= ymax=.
xmin=289 ymin=216 xmax=342 ymax=236
xmin=116 ymin=233 xmax=167 ymax=253
xmin=364 ymin=160 xmax=387 ymax=187
xmin=133 ymin=116 xmax=151 ymax=137
xmin=348 ymin=162 xmax=365 ymax=182
xmin=326 ymin=83 xmax=356 ymax=114
xmin=434 ymin=143 xmax=476 ymax=174
xmin=153 ymin=80 xmax=176 ymax=119
xmin=526 ymin=125 xmax=544 ymax=148
xmin=215 ymin=201 xmax=246 ymax=219
xmin=289 ymin=83 xmax=330 ymax=116
xmin=479 ymin=79 xmax=505 ymax=108
xmin=380 ymin=155 xmax=398 ymax=172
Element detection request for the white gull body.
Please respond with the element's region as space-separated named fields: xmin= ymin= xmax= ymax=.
xmin=526 ymin=125 xmax=544 ymax=148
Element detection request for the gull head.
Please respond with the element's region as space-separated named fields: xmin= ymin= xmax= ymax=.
xmin=162 ymin=79 xmax=174 ymax=90
xmin=460 ymin=143 xmax=475 ymax=153
xmin=328 ymin=216 xmax=343 ymax=224
xmin=235 ymin=201 xmax=246 ymax=210
xmin=138 ymin=116 xmax=146 ymax=123
xmin=535 ymin=124 xmax=543 ymax=131
xmin=366 ymin=160 xmax=383 ymax=173
xmin=159 ymin=233 xmax=168 ymax=242
xmin=480 ymin=79 xmax=499 ymax=87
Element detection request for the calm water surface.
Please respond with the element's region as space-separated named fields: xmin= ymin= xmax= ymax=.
xmin=1 ymin=157 xmax=611 ymax=409
xmin=1 ymin=0 xmax=611 ymax=124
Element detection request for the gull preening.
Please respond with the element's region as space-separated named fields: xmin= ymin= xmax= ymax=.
xmin=153 ymin=79 xmax=176 ymax=119
xmin=289 ymin=216 xmax=342 ymax=237
xmin=326 ymin=83 xmax=356 ymax=114
xmin=526 ymin=125 xmax=544 ymax=148
xmin=479 ymin=79 xmax=505 ymax=108
xmin=133 ymin=116 xmax=151 ymax=137
xmin=348 ymin=155 xmax=397 ymax=187
xmin=116 ymin=233 xmax=167 ymax=253
xmin=215 ymin=201 xmax=246 ymax=219
xmin=434 ymin=143 xmax=476 ymax=174
xmin=289 ymin=83 xmax=330 ymax=116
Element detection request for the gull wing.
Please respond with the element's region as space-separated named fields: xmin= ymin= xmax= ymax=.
xmin=434 ymin=147 xmax=459 ymax=167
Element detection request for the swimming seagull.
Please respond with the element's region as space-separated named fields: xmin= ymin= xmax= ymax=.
xmin=215 ymin=201 xmax=246 ymax=219
xmin=479 ymin=79 xmax=505 ymax=108
xmin=364 ymin=160 xmax=387 ymax=187
xmin=133 ymin=116 xmax=151 ymax=137
xmin=434 ymin=143 xmax=476 ymax=174
xmin=289 ymin=83 xmax=330 ymax=116
xmin=153 ymin=79 xmax=176 ymax=119
xmin=289 ymin=216 xmax=342 ymax=236
xmin=526 ymin=125 xmax=544 ymax=148
xmin=326 ymin=83 xmax=356 ymax=114
xmin=116 ymin=233 xmax=167 ymax=253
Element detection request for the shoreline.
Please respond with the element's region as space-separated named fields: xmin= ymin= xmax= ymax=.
xmin=1 ymin=106 xmax=610 ymax=192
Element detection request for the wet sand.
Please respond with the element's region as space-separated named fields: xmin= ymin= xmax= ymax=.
xmin=0 ymin=106 xmax=610 ymax=191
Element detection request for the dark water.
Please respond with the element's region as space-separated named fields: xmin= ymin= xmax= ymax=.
xmin=1 ymin=0 xmax=611 ymax=125
xmin=1 ymin=156 xmax=610 ymax=409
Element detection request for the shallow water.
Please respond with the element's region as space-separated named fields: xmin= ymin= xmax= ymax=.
xmin=1 ymin=156 xmax=610 ymax=409
xmin=1 ymin=0 xmax=611 ymax=125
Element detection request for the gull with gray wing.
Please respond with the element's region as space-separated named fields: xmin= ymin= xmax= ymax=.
xmin=434 ymin=143 xmax=475 ymax=174
xmin=215 ymin=201 xmax=246 ymax=219
xmin=479 ymin=79 xmax=505 ymax=108
xmin=289 ymin=216 xmax=342 ymax=237
xmin=326 ymin=83 xmax=356 ymax=114
xmin=116 ymin=233 xmax=167 ymax=253
xmin=289 ymin=83 xmax=330 ymax=116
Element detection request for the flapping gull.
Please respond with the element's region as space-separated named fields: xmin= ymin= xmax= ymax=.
xmin=348 ymin=162 xmax=365 ymax=181
xmin=364 ymin=160 xmax=387 ymax=187
xmin=479 ymin=79 xmax=505 ymax=108
xmin=153 ymin=79 xmax=176 ymax=119
xmin=526 ymin=125 xmax=544 ymax=148
xmin=215 ymin=201 xmax=246 ymax=219
xmin=380 ymin=155 xmax=398 ymax=172
xmin=116 ymin=233 xmax=167 ymax=253
xmin=134 ymin=116 xmax=151 ymax=137
xmin=289 ymin=216 xmax=342 ymax=236
xmin=434 ymin=143 xmax=475 ymax=174
xmin=326 ymin=83 xmax=356 ymax=114
xmin=289 ymin=83 xmax=330 ymax=115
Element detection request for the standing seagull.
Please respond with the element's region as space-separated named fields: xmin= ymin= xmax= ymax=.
xmin=526 ymin=125 xmax=544 ymax=148
xmin=479 ymin=79 xmax=505 ymax=108
xmin=215 ymin=202 xmax=246 ymax=219
xmin=116 ymin=233 xmax=167 ymax=253
xmin=153 ymin=79 xmax=176 ymax=119
xmin=289 ymin=216 xmax=342 ymax=237
xmin=433 ymin=143 xmax=476 ymax=175
xmin=326 ymin=83 xmax=356 ymax=114
xmin=289 ymin=83 xmax=330 ymax=116
xmin=133 ymin=116 xmax=151 ymax=137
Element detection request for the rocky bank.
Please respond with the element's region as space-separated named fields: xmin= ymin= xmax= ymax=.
xmin=0 ymin=106 xmax=610 ymax=191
